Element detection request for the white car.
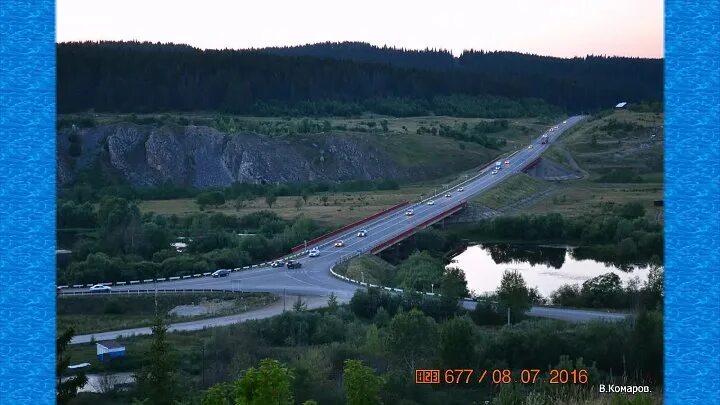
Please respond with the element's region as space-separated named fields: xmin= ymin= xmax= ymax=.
xmin=445 ymin=193 xmax=452 ymax=198
xmin=491 ymin=170 xmax=498 ymax=175
xmin=90 ymin=284 xmax=111 ymax=292
xmin=405 ymin=209 xmax=414 ymax=216
xmin=504 ymin=160 xmax=510 ymax=165
xmin=528 ymin=145 xmax=533 ymax=149
xmin=357 ymin=230 xmax=367 ymax=237
xmin=308 ymin=249 xmax=320 ymax=257
xmin=427 ymin=200 xmax=435 ymax=205
xmin=334 ymin=240 xmax=344 ymax=247
xmin=563 ymin=120 xmax=567 ymax=124
xmin=457 ymin=187 xmax=464 ymax=192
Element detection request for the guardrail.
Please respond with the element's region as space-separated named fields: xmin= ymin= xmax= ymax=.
xmin=290 ymin=200 xmax=411 ymax=253
xmin=59 ymin=288 xmax=243 ymax=296
xmin=370 ymin=201 xmax=468 ymax=254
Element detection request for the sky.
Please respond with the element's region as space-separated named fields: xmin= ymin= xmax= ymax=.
xmin=56 ymin=0 xmax=663 ymax=58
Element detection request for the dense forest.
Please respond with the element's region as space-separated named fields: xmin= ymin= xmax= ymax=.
xmin=57 ymin=41 xmax=662 ymax=115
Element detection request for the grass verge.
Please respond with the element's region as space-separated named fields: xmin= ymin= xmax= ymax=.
xmin=57 ymin=292 xmax=277 ymax=335
xmin=473 ymin=173 xmax=550 ymax=210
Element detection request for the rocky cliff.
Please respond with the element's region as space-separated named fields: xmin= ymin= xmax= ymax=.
xmin=57 ymin=124 xmax=477 ymax=188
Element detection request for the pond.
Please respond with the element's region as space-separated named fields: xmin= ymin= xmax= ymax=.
xmin=62 ymin=372 xmax=135 ymax=393
xmin=448 ymin=243 xmax=656 ymax=297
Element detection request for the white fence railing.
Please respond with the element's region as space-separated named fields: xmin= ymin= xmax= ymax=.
xmin=58 ymin=288 xmax=244 ymax=297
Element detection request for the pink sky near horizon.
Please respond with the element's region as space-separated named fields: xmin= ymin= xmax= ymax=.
xmin=56 ymin=0 xmax=663 ymax=58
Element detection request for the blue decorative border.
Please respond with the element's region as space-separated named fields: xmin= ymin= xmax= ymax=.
xmin=1 ymin=0 xmax=720 ymax=403
xmin=0 ymin=0 xmax=56 ymax=404
xmin=664 ymin=0 xmax=720 ymax=404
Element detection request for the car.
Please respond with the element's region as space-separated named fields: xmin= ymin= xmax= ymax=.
xmin=334 ymin=240 xmax=344 ymax=247
xmin=357 ymin=230 xmax=367 ymax=237
xmin=270 ymin=260 xmax=285 ymax=268
xmin=308 ymin=249 xmax=320 ymax=257
xmin=457 ymin=187 xmax=464 ymax=192
xmin=405 ymin=209 xmax=414 ymax=216
xmin=491 ymin=170 xmax=498 ymax=175
xmin=445 ymin=193 xmax=452 ymax=198
xmin=528 ymin=145 xmax=533 ymax=149
xmin=212 ymin=269 xmax=231 ymax=278
xmin=286 ymin=260 xmax=302 ymax=269
xmin=427 ymin=200 xmax=435 ymax=205
xmin=563 ymin=120 xmax=567 ymax=124
xmin=504 ymin=160 xmax=510 ymax=165
xmin=90 ymin=284 xmax=112 ymax=292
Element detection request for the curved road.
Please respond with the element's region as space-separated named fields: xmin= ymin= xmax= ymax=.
xmin=63 ymin=116 xmax=628 ymax=330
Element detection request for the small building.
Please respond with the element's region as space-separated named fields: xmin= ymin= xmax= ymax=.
xmin=96 ymin=340 xmax=126 ymax=362
xmin=615 ymin=102 xmax=628 ymax=108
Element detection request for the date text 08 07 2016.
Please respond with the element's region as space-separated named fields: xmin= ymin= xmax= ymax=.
xmin=415 ymin=369 xmax=589 ymax=385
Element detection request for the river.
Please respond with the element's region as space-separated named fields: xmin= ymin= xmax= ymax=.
xmin=449 ymin=243 xmax=656 ymax=297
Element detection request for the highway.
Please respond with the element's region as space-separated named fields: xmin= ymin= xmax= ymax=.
xmin=61 ymin=116 xmax=628 ymax=326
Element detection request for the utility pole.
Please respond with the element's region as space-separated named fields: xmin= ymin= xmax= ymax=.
xmin=507 ymin=307 xmax=511 ymax=326
xmin=154 ymin=280 xmax=158 ymax=317
xmin=201 ymin=343 xmax=205 ymax=387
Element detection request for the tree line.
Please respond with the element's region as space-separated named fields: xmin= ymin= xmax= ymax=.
xmin=454 ymin=202 xmax=663 ymax=267
xmin=57 ymin=198 xmax=326 ymax=285
xmin=57 ymin=41 xmax=662 ymax=115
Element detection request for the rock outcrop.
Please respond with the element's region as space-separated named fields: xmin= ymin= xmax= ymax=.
xmin=57 ymin=124 xmax=426 ymax=188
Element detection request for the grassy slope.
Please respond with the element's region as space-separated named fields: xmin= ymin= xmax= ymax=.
xmin=512 ymin=110 xmax=664 ymax=218
xmin=335 ymin=255 xmax=396 ymax=286
xmin=473 ymin=173 xmax=550 ymax=210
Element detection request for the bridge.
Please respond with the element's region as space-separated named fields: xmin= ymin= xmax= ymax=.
xmin=60 ymin=115 xmax=628 ymax=336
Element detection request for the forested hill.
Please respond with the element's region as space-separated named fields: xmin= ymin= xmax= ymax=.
xmin=58 ymin=41 xmax=662 ymax=115
xmin=263 ymin=41 xmax=457 ymax=71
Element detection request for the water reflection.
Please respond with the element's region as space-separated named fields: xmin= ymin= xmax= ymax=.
xmin=449 ymin=243 xmax=654 ymax=297
xmin=484 ymin=243 xmax=567 ymax=269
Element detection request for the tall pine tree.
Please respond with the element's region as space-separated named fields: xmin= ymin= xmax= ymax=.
xmin=135 ymin=316 xmax=179 ymax=405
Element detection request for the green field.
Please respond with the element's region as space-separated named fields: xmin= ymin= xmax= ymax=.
xmin=140 ymin=188 xmax=426 ymax=227
xmin=522 ymin=181 xmax=663 ymax=218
